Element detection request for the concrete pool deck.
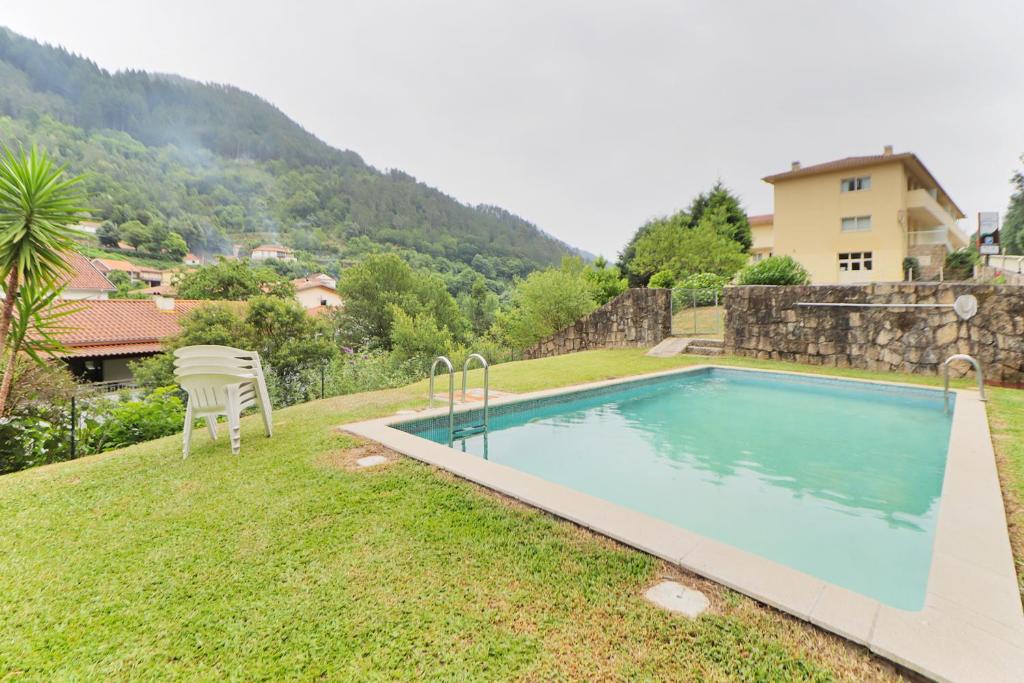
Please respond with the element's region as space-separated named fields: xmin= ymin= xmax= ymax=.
xmin=342 ymin=365 xmax=1024 ymax=683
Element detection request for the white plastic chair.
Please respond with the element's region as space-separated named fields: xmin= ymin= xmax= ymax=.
xmin=173 ymin=345 xmax=273 ymax=458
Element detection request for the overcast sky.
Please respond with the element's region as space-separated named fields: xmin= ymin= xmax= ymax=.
xmin=4 ymin=1 xmax=1023 ymax=257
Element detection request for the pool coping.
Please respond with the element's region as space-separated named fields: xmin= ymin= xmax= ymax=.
xmin=342 ymin=364 xmax=1024 ymax=683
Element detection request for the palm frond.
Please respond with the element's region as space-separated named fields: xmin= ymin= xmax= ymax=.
xmin=0 ymin=145 xmax=89 ymax=286
xmin=7 ymin=278 xmax=82 ymax=364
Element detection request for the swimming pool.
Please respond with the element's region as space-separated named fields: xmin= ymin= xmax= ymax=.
xmin=396 ymin=368 xmax=953 ymax=611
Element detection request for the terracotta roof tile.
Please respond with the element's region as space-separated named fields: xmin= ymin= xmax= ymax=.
xmin=60 ymin=251 xmax=115 ymax=292
xmin=291 ymin=277 xmax=336 ymax=292
xmin=55 ymin=299 xmax=204 ymax=352
xmin=748 ymin=214 xmax=774 ymax=225
xmin=61 ymin=342 xmax=165 ymax=358
xmin=93 ymin=258 xmax=141 ymax=273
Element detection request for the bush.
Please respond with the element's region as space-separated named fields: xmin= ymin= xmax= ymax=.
xmin=324 ymin=350 xmax=423 ymax=397
xmin=944 ymin=248 xmax=978 ymax=281
xmin=648 ymin=270 xmax=675 ymax=289
xmin=78 ymin=387 xmax=186 ymax=454
xmin=737 ymin=256 xmax=810 ymax=285
xmin=493 ymin=260 xmax=598 ymax=351
xmin=677 ymin=272 xmax=729 ymax=306
xmin=902 ymin=256 xmax=921 ymax=281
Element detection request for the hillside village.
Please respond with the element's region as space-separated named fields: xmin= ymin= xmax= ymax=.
xmin=2 ymin=12 xmax=1024 ymax=683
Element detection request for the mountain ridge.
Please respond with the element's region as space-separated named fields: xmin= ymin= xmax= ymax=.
xmin=0 ymin=26 xmax=585 ymax=288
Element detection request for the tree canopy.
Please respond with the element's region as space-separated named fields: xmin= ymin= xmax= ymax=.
xmin=1002 ymin=157 xmax=1024 ymax=255
xmin=175 ymin=259 xmax=294 ymax=300
xmin=618 ymin=182 xmax=751 ymax=286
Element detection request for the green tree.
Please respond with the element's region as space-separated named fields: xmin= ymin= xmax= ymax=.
xmin=334 ymin=253 xmax=468 ymax=349
xmin=161 ymin=231 xmax=188 ymax=260
xmin=630 ymin=219 xmax=747 ymax=283
xmin=0 ymin=146 xmax=86 ymax=416
xmin=582 ymin=256 xmax=628 ymax=305
xmin=686 ymin=181 xmax=752 ymax=249
xmin=244 ymin=295 xmax=336 ymax=405
xmin=1002 ymin=158 xmax=1024 ymax=254
xmin=494 ymin=259 xmax=598 ymax=351
xmin=175 ymin=259 xmax=294 ymax=300
xmin=97 ymin=220 xmax=120 ymax=248
xmin=458 ymin=274 xmax=499 ymax=336
xmin=119 ymin=219 xmax=149 ymax=250
xmin=389 ymin=307 xmax=456 ymax=369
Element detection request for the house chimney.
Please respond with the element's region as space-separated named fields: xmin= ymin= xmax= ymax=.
xmin=154 ymin=294 xmax=176 ymax=311
xmin=791 ymin=161 xmax=801 ymax=171
xmin=883 ymin=145 xmax=893 ymax=156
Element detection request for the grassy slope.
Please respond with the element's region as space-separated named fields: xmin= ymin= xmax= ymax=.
xmin=2 ymin=350 xmax=1021 ymax=681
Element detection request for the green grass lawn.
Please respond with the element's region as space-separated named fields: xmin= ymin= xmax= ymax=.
xmin=671 ymin=305 xmax=724 ymax=338
xmin=2 ymin=350 xmax=1021 ymax=681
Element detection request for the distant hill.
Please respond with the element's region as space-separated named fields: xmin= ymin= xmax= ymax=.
xmin=0 ymin=27 xmax=582 ymax=290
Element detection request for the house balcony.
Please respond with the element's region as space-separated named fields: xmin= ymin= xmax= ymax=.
xmin=906 ymin=188 xmax=960 ymax=229
xmin=906 ymin=224 xmax=968 ymax=252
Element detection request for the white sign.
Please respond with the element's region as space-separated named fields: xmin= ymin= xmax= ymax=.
xmin=978 ymin=212 xmax=1000 ymax=255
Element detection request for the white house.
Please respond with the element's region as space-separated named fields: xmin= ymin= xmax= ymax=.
xmin=251 ymin=244 xmax=296 ymax=262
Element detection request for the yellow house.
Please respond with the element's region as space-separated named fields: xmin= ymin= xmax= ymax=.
xmin=754 ymin=146 xmax=967 ymax=283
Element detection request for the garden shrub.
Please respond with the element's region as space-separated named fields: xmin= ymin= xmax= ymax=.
xmin=737 ymin=255 xmax=810 ymax=285
xmin=647 ymin=270 xmax=675 ymax=289
xmin=78 ymin=387 xmax=186 ymax=454
xmin=944 ymin=248 xmax=978 ymax=281
xmin=679 ymin=272 xmax=729 ymax=306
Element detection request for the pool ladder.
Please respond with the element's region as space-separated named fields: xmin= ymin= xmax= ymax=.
xmin=429 ymin=354 xmax=489 ymax=445
xmin=943 ymin=354 xmax=986 ymax=415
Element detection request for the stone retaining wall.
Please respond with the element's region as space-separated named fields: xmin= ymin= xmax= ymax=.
xmin=724 ymin=283 xmax=1024 ymax=385
xmin=523 ymin=288 xmax=672 ymax=360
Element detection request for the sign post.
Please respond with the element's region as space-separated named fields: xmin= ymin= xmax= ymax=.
xmin=977 ymin=212 xmax=1000 ymax=261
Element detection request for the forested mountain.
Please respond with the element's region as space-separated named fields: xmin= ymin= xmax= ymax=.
xmin=0 ymin=27 xmax=580 ymax=288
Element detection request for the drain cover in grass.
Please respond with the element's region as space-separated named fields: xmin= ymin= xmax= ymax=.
xmin=644 ymin=581 xmax=709 ymax=617
xmin=356 ymin=455 xmax=388 ymax=468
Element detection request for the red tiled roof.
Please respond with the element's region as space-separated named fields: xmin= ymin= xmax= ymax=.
xmin=54 ymin=299 xmax=204 ymax=355
xmin=292 ymin=277 xmax=336 ymax=292
xmin=762 ymin=151 xmax=964 ymax=218
xmin=60 ymin=251 xmax=115 ymax=292
xmin=762 ymin=153 xmax=915 ymax=183
xmin=61 ymin=342 xmax=165 ymax=358
xmin=748 ymin=214 xmax=773 ymax=225
xmin=93 ymin=257 xmax=140 ymax=273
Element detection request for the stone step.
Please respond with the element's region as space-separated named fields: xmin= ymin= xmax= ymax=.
xmin=686 ymin=345 xmax=724 ymax=356
xmin=689 ymin=338 xmax=724 ymax=348
xmin=646 ymin=337 xmax=693 ymax=357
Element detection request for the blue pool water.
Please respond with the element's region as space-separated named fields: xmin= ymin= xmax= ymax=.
xmin=398 ymin=368 xmax=953 ymax=610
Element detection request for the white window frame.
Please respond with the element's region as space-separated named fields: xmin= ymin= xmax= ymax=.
xmin=840 ymin=215 xmax=872 ymax=232
xmin=841 ymin=175 xmax=871 ymax=192
xmin=838 ymin=251 xmax=873 ymax=272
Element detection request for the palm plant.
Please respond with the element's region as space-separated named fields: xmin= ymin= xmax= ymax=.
xmin=0 ymin=146 xmax=86 ymax=415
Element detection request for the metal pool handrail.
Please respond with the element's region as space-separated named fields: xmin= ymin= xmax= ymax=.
xmin=461 ymin=353 xmax=489 ymax=432
xmin=429 ymin=355 xmax=455 ymax=445
xmin=943 ymin=354 xmax=985 ymax=415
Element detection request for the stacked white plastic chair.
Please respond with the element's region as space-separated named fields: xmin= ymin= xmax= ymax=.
xmin=173 ymin=345 xmax=273 ymax=458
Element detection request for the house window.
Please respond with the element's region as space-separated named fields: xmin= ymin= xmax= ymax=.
xmin=838 ymin=252 xmax=873 ymax=272
xmin=841 ymin=176 xmax=871 ymax=192
xmin=840 ymin=215 xmax=872 ymax=232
